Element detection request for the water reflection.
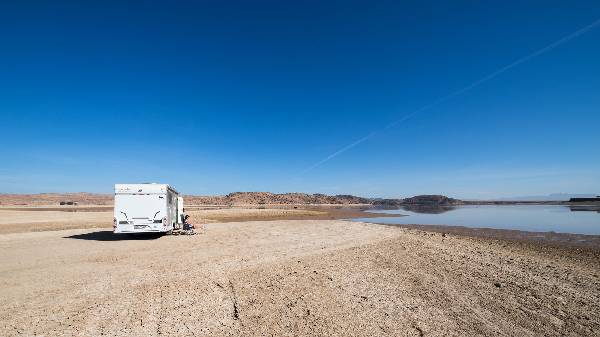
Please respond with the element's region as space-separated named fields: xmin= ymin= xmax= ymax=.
xmin=569 ymin=205 xmax=600 ymax=213
xmin=397 ymin=204 xmax=456 ymax=214
xmin=375 ymin=204 xmax=600 ymax=214
xmin=359 ymin=205 xmax=600 ymax=235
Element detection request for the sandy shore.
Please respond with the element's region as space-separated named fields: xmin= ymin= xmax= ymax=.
xmin=1 ymin=219 xmax=599 ymax=336
xmin=372 ymin=222 xmax=600 ymax=251
xmin=0 ymin=206 xmax=392 ymax=234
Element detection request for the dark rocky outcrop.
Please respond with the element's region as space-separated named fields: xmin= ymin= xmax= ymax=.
xmin=569 ymin=197 xmax=600 ymax=203
xmin=402 ymin=195 xmax=463 ymax=205
xmin=372 ymin=199 xmax=404 ymax=207
xmin=372 ymin=195 xmax=463 ymax=207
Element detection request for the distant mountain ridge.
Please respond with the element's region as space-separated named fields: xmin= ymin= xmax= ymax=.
xmin=372 ymin=195 xmax=463 ymax=207
xmin=1 ymin=191 xmax=582 ymax=206
xmin=494 ymin=193 xmax=597 ymax=201
xmin=184 ymin=192 xmax=371 ymax=205
xmin=0 ymin=192 xmax=372 ymax=206
xmin=1 ymin=192 xmax=450 ymax=206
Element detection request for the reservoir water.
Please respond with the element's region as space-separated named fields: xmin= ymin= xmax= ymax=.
xmin=353 ymin=205 xmax=600 ymax=235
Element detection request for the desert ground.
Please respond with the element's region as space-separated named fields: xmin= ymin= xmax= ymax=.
xmin=0 ymin=205 xmax=390 ymax=234
xmin=1 ymin=207 xmax=599 ymax=336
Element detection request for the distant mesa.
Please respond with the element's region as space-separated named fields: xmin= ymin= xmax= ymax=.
xmin=372 ymin=195 xmax=463 ymax=207
xmin=569 ymin=196 xmax=600 ymax=203
xmin=401 ymin=195 xmax=463 ymax=205
xmin=496 ymin=193 xmax=597 ymax=201
xmin=371 ymin=199 xmax=404 ymax=207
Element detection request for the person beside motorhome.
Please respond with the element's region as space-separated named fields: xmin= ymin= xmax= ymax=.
xmin=183 ymin=214 xmax=196 ymax=234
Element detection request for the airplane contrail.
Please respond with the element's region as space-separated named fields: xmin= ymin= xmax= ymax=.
xmin=302 ymin=18 xmax=600 ymax=174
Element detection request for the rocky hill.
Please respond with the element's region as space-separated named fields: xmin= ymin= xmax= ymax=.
xmin=371 ymin=199 xmax=404 ymax=207
xmin=0 ymin=192 xmax=372 ymax=206
xmin=184 ymin=192 xmax=371 ymax=205
xmin=0 ymin=192 xmax=463 ymax=206
xmin=401 ymin=195 xmax=464 ymax=205
xmin=372 ymin=195 xmax=464 ymax=207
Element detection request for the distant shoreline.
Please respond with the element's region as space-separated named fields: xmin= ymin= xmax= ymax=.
xmin=2 ymin=203 xmax=598 ymax=252
xmin=367 ymin=221 xmax=600 ymax=252
xmin=2 ymin=191 xmax=597 ymax=207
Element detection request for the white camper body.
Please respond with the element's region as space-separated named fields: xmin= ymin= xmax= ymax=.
xmin=177 ymin=196 xmax=184 ymax=225
xmin=113 ymin=183 xmax=183 ymax=234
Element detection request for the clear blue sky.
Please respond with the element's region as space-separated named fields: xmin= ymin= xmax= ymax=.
xmin=1 ymin=1 xmax=599 ymax=199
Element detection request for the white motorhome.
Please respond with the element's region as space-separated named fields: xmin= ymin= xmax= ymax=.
xmin=113 ymin=183 xmax=184 ymax=234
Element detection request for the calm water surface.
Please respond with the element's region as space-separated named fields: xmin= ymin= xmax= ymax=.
xmin=353 ymin=205 xmax=600 ymax=235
